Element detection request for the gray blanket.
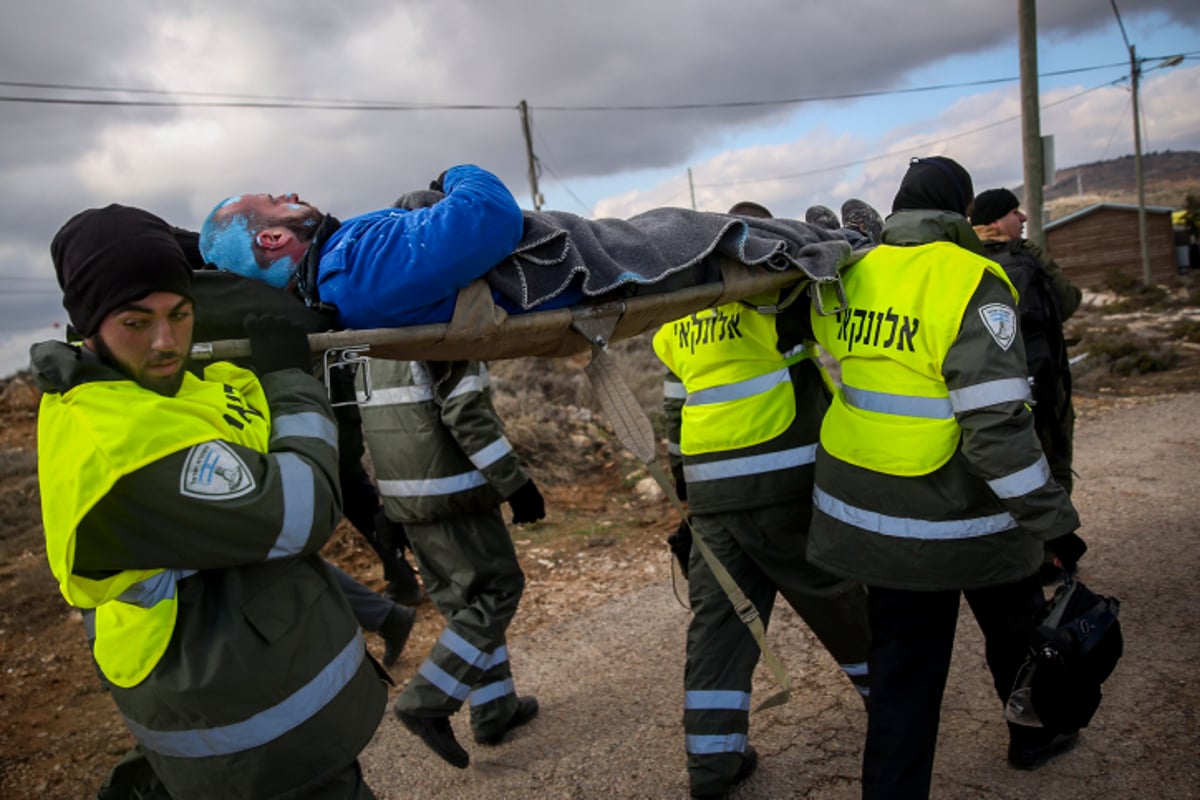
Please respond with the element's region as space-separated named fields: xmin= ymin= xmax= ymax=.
xmin=488 ymin=207 xmax=862 ymax=310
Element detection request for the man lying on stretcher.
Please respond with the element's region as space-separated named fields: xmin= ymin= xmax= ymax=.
xmin=199 ymin=164 xmax=875 ymax=331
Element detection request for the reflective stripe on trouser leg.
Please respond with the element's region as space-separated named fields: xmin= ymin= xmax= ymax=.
xmin=395 ymin=510 xmax=524 ymax=735
xmin=718 ymin=501 xmax=872 ymax=701
xmin=683 ymin=514 xmax=776 ymax=798
xmin=467 ymin=642 xmax=519 ymax=738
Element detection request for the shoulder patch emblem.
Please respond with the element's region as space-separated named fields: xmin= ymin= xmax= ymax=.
xmin=180 ymin=441 xmax=255 ymax=500
xmin=978 ymin=303 xmax=1017 ymax=351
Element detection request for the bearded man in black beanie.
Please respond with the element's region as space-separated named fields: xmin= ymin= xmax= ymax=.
xmin=971 ymin=187 xmax=1087 ymax=585
xmin=32 ymin=204 xmax=388 ymax=799
xmin=806 ymin=157 xmax=1085 ymax=798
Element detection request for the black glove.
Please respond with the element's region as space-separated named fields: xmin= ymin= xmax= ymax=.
xmin=1046 ymin=531 xmax=1088 ymax=569
xmin=507 ymin=479 xmax=546 ymax=525
xmin=667 ymin=518 xmax=693 ymax=579
xmin=373 ymin=507 xmax=411 ymax=552
xmin=243 ymin=313 xmax=312 ymax=375
xmin=428 ymin=169 xmax=449 ymax=193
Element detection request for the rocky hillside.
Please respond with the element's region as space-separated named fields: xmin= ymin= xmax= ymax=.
xmin=1015 ymin=149 xmax=1200 ymax=221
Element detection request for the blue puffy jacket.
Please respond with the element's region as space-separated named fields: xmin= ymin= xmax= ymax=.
xmin=316 ymin=164 xmax=527 ymax=329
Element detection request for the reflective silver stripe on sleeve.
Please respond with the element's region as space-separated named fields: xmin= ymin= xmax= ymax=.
xmin=469 ymin=437 xmax=514 ymax=471
xmin=663 ymin=379 xmax=688 ymax=401
xmin=841 ymin=661 xmax=869 ymax=677
xmin=813 ymin=486 xmax=1017 ymax=540
xmin=116 ymin=569 xmax=196 ymax=608
xmin=378 ymin=471 xmax=488 ymax=498
xmin=842 ymin=385 xmax=953 ymax=419
xmin=666 ymin=441 xmax=682 ymax=456
xmin=948 ymin=377 xmax=1032 ymax=413
xmin=270 ymin=412 xmax=337 ymax=448
xmin=448 ymin=376 xmax=484 ymax=400
xmin=686 ymin=733 xmax=747 ymax=755
xmin=987 ymin=455 xmax=1051 ymax=499
xmin=685 ymin=690 xmax=751 ymax=711
xmin=356 ymin=385 xmax=433 ymax=406
xmin=683 ymin=444 xmax=817 ymax=483
xmin=269 ymin=453 xmax=315 ymax=558
xmin=686 ymin=368 xmax=789 ymax=406
xmin=124 ymin=630 xmax=366 ymax=757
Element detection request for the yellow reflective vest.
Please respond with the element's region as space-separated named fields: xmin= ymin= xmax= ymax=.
xmin=38 ymin=361 xmax=270 ymax=687
xmin=811 ymin=241 xmax=1017 ymax=476
xmin=653 ymin=298 xmax=808 ymax=455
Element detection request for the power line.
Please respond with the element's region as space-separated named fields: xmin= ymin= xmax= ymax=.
xmin=694 ymin=80 xmax=1118 ymax=190
xmin=0 ymin=61 xmax=1148 ymax=112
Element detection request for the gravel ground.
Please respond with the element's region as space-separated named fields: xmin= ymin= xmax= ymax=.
xmin=358 ymin=392 xmax=1200 ymax=799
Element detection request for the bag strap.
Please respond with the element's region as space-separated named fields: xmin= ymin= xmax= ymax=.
xmin=580 ymin=339 xmax=792 ymax=712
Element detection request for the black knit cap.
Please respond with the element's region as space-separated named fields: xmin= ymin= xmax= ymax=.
xmin=970 ymin=188 xmax=1021 ymax=226
xmin=891 ymin=156 xmax=975 ymax=217
xmin=51 ymin=204 xmax=194 ymax=337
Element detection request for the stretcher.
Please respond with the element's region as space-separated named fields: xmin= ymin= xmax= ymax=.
xmin=188 ymin=255 xmax=846 ymax=365
xmin=186 ymin=253 xmax=849 ymax=711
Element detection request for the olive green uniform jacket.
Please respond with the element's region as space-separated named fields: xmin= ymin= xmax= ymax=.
xmin=32 ymin=342 xmax=385 ymax=800
xmin=807 ymin=211 xmax=1080 ymax=592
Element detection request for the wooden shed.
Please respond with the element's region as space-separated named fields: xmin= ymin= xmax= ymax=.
xmin=1043 ymin=203 xmax=1179 ymax=288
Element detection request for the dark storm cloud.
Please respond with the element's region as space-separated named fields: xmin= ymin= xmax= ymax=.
xmin=0 ymin=0 xmax=1196 ymax=376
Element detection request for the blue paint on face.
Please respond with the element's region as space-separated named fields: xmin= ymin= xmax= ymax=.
xmin=199 ymin=206 xmax=298 ymax=289
xmin=258 ymin=254 xmax=299 ymax=289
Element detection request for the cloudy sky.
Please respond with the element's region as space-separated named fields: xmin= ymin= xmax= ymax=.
xmin=2 ymin=0 xmax=1198 ymax=377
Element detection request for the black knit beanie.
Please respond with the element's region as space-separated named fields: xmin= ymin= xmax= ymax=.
xmin=891 ymin=156 xmax=975 ymax=217
xmin=51 ymin=204 xmax=194 ymax=337
xmin=970 ymin=188 xmax=1021 ymax=226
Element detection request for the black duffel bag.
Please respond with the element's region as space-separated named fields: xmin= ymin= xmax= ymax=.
xmin=1005 ymin=576 xmax=1123 ymax=735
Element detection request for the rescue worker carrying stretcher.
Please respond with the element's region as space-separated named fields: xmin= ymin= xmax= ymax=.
xmin=806 ymin=156 xmax=1084 ymax=799
xmin=654 ymin=200 xmax=872 ymax=800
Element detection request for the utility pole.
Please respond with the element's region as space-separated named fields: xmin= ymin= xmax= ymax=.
xmin=1018 ymin=0 xmax=1046 ymax=248
xmin=1110 ymin=1 xmax=1152 ymax=285
xmin=1128 ymin=44 xmax=1153 ymax=286
xmin=687 ymin=168 xmax=697 ymax=211
xmin=518 ymin=100 xmax=543 ymax=210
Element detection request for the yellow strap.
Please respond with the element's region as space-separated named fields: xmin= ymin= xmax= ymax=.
xmin=582 ymin=343 xmax=792 ymax=712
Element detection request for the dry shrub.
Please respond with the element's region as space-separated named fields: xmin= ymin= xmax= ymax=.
xmin=489 ymin=334 xmax=665 ymax=486
xmin=1075 ymin=329 xmax=1178 ymax=383
xmin=1101 ymin=268 xmax=1141 ymax=295
xmin=1170 ymin=318 xmax=1200 ymax=343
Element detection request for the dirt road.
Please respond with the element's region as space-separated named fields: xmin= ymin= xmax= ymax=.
xmin=2 ymin=385 xmax=1197 ymax=798
xmin=357 ymin=392 xmax=1200 ymax=799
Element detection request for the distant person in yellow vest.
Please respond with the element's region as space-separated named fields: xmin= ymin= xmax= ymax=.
xmin=32 ymin=204 xmax=387 ymax=799
xmin=654 ymin=200 xmax=872 ymax=800
xmin=807 ymin=157 xmax=1084 ymax=799
xmin=971 ymin=187 xmax=1087 ymax=584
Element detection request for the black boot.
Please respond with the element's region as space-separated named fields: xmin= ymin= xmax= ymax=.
xmin=805 ymin=205 xmax=840 ymax=230
xmin=474 ymin=696 xmax=540 ymax=745
xmin=841 ymin=199 xmax=884 ymax=244
xmin=395 ymin=707 xmax=469 ymax=769
xmin=1008 ymin=727 xmax=1080 ymax=770
xmin=690 ymin=744 xmax=758 ymax=800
